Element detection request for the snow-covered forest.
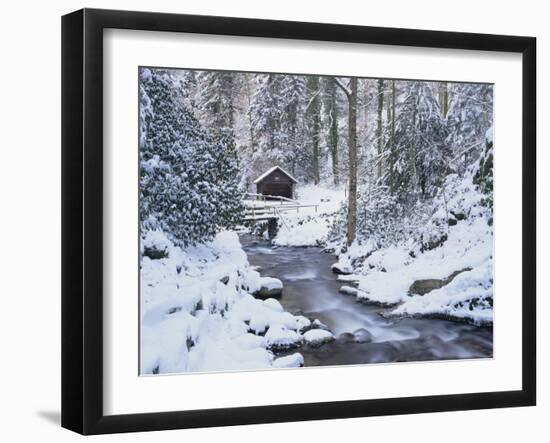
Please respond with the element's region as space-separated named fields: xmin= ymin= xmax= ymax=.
xmin=139 ymin=67 xmax=494 ymax=375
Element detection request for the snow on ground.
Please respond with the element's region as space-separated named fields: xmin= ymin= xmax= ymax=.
xmin=333 ymin=173 xmax=494 ymax=325
xmin=140 ymin=230 xmax=319 ymax=374
xmin=389 ymin=259 xmax=493 ymax=325
xmin=294 ymin=184 xmax=346 ymax=214
xmin=273 ymin=215 xmax=332 ymax=247
xmin=273 ymin=184 xmax=346 ymax=247
xmin=273 ymin=353 xmax=304 ymax=368
xmin=340 ymin=217 xmax=492 ymax=307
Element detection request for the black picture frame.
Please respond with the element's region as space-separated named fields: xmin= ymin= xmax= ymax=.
xmin=61 ymin=8 xmax=536 ymax=435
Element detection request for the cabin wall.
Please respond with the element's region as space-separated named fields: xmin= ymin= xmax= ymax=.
xmin=256 ymin=170 xmax=295 ymax=199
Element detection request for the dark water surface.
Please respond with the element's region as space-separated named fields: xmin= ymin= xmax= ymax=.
xmin=240 ymin=234 xmax=493 ymax=367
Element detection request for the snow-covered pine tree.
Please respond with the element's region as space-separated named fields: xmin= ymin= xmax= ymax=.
xmin=249 ymin=74 xmax=309 ymax=174
xmin=446 ymin=83 xmax=493 ymax=173
xmin=249 ymin=74 xmax=288 ymax=167
xmin=196 ymin=70 xmax=237 ymax=135
xmin=386 ymin=81 xmax=450 ymax=202
xmin=280 ymin=75 xmax=307 ymax=175
xmin=139 ymin=68 xmax=243 ymax=246
xmin=473 ymin=126 xmax=494 ymax=211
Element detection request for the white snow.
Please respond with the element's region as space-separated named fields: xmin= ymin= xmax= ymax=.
xmin=303 ymin=329 xmax=335 ymax=346
xmin=294 ymin=185 xmax=346 ymax=213
xmin=259 ymin=277 xmax=283 ymax=291
xmin=141 ymin=228 xmax=171 ymax=256
xmin=264 ymin=325 xmax=303 ymax=350
xmin=274 ymin=215 xmax=332 ymax=246
xmin=331 ymin=261 xmax=354 ymax=275
xmin=390 ymin=260 xmax=493 ymax=325
xmin=272 ymin=353 xmax=305 ymax=368
xmin=344 ymin=217 xmax=492 ymax=309
xmin=272 ymin=185 xmax=346 ymax=247
xmin=262 ymin=298 xmax=284 ymax=312
xmin=485 ymin=126 xmax=494 ymax=145
xmin=140 ymin=230 xmax=311 ymax=375
xmin=333 ymin=172 xmax=494 ymax=323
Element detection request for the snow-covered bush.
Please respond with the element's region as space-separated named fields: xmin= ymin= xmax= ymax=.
xmin=473 ymin=127 xmax=494 ymax=211
xmin=139 ymin=68 xmax=244 ymax=247
xmin=332 ymin=168 xmax=493 ymax=324
xmin=140 ymin=230 xmax=323 ymax=374
xmin=355 ymin=186 xmax=409 ymax=247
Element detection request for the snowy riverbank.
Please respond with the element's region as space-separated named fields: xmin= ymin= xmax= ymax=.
xmin=140 ymin=230 xmax=324 ymax=374
xmin=272 ymin=185 xmax=345 ymax=247
xmin=273 ymin=174 xmax=494 ymax=326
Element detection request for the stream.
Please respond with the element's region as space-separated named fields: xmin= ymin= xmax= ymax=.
xmin=240 ymin=234 xmax=493 ymax=367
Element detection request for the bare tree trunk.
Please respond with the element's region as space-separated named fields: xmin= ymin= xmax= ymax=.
xmin=363 ymin=80 xmax=369 ymax=142
xmin=245 ymin=74 xmax=256 ymax=152
xmin=390 ymin=80 xmax=396 ymax=191
xmin=347 ymin=78 xmax=358 ymax=247
xmin=439 ymin=82 xmax=448 ymax=118
xmin=307 ymin=76 xmax=321 ymax=185
xmin=376 ymin=79 xmax=384 ymax=179
xmin=327 ymin=78 xmax=340 ymax=186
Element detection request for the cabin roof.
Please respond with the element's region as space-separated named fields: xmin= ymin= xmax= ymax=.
xmin=253 ymin=166 xmax=298 ymax=184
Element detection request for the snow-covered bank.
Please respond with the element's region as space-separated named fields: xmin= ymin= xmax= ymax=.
xmin=253 ymin=163 xmax=493 ymax=327
xmin=272 ymin=185 xmax=345 ymax=247
xmin=140 ymin=230 xmax=325 ymax=374
xmin=333 ymin=172 xmax=494 ymax=326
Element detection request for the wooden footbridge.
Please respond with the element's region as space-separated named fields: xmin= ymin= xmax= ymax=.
xmin=242 ymin=193 xmax=318 ymax=222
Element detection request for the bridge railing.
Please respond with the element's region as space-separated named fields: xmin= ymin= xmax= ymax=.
xmin=244 ymin=192 xmax=298 ymax=204
xmin=243 ymin=202 xmax=319 ymax=221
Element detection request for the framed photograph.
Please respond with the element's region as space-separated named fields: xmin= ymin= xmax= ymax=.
xmin=62 ymin=8 xmax=536 ymax=435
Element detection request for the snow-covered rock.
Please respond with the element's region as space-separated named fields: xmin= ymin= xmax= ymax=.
xmin=255 ymin=277 xmax=283 ymax=299
xmin=326 ymin=168 xmax=494 ymax=325
xmin=303 ymin=329 xmax=335 ymax=347
xmin=353 ymin=328 xmax=373 ymax=343
xmin=339 ymin=285 xmax=362 ymax=296
xmin=408 ymin=268 xmax=471 ymax=296
xmin=294 ymin=315 xmax=312 ymax=332
xmin=264 ymin=325 xmax=303 ymax=351
xmin=388 ymin=260 xmax=493 ymax=326
xmin=262 ymin=298 xmax=284 ymax=312
xmin=273 ymin=353 xmax=305 ymax=368
xmin=331 ymin=262 xmax=354 ymax=275
xmin=311 ymin=319 xmax=330 ymax=331
xmin=140 ymin=230 xmax=308 ymax=375
xmin=142 ymin=229 xmax=171 ymax=259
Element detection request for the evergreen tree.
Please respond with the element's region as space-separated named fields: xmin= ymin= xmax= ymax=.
xmin=387 ymin=81 xmax=449 ymax=201
xmin=280 ymin=75 xmax=307 ymax=174
xmin=196 ymin=70 xmax=236 ymax=135
xmin=473 ymin=127 xmax=494 ymax=210
xmin=446 ymin=83 xmax=493 ymax=171
xmin=249 ymin=74 xmax=288 ymax=166
xmin=139 ymin=68 xmax=243 ymax=246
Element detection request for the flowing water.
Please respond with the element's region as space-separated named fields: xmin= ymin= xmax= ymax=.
xmin=241 ymin=235 xmax=493 ymax=367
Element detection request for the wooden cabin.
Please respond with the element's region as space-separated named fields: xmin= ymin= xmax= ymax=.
xmin=253 ymin=166 xmax=298 ymax=200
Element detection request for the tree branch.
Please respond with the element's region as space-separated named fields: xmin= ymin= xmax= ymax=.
xmin=334 ymin=77 xmax=352 ymax=97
